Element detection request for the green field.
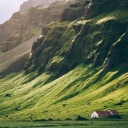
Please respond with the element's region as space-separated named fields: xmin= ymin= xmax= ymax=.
xmin=0 ymin=120 xmax=128 ymax=128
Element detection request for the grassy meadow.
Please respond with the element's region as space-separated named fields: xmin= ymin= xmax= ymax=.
xmin=0 ymin=120 xmax=128 ymax=128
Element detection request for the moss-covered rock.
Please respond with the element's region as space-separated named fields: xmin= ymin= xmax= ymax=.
xmin=24 ymin=22 xmax=70 ymax=75
xmin=25 ymin=0 xmax=128 ymax=77
xmin=104 ymin=32 xmax=128 ymax=70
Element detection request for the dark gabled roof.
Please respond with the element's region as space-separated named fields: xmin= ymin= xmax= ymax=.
xmin=108 ymin=110 xmax=119 ymax=115
xmin=94 ymin=110 xmax=119 ymax=117
xmin=95 ymin=111 xmax=111 ymax=117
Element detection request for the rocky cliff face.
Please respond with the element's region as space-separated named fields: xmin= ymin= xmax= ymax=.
xmin=0 ymin=0 xmax=71 ymax=52
xmin=20 ymin=0 xmax=65 ymax=14
xmin=61 ymin=1 xmax=86 ymax=21
xmin=25 ymin=0 xmax=128 ymax=76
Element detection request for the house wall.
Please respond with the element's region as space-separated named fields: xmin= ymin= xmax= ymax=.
xmin=91 ymin=111 xmax=98 ymax=118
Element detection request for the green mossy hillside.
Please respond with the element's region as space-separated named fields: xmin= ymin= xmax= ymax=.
xmin=0 ymin=64 xmax=128 ymax=121
xmin=0 ymin=0 xmax=128 ymax=121
xmin=25 ymin=9 xmax=128 ymax=76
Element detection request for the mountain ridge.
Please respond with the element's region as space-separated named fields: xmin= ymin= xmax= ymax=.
xmin=0 ymin=0 xmax=72 ymax=53
xmin=20 ymin=0 xmax=65 ymax=14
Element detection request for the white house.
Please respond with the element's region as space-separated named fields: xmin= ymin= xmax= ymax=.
xmin=91 ymin=111 xmax=99 ymax=118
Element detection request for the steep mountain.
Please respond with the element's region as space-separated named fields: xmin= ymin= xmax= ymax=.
xmin=0 ymin=0 xmax=72 ymax=52
xmin=0 ymin=0 xmax=128 ymax=121
xmin=20 ymin=0 xmax=65 ymax=14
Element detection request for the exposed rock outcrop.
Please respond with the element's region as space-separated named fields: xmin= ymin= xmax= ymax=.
xmin=61 ymin=3 xmax=85 ymax=21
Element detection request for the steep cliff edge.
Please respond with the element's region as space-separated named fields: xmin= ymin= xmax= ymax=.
xmin=25 ymin=0 xmax=128 ymax=76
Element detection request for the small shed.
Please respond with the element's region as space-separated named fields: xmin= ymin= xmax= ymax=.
xmin=91 ymin=110 xmax=120 ymax=118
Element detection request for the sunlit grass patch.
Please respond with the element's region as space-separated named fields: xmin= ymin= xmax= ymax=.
xmin=0 ymin=64 xmax=128 ymax=121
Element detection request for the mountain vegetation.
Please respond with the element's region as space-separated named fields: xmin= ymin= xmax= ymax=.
xmin=0 ymin=0 xmax=128 ymax=121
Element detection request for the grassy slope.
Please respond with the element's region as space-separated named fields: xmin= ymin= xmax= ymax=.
xmin=0 ymin=9 xmax=128 ymax=121
xmin=0 ymin=64 xmax=128 ymax=121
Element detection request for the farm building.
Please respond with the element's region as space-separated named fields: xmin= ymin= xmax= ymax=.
xmin=91 ymin=110 xmax=120 ymax=118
